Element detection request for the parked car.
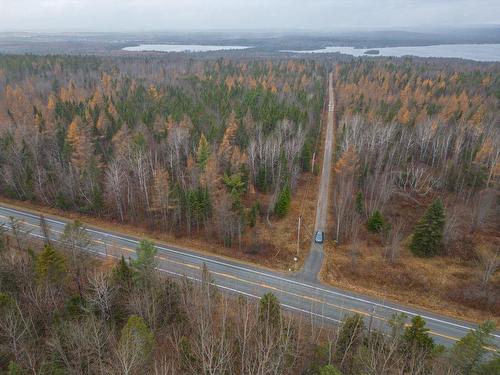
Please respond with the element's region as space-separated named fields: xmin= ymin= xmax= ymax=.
xmin=314 ymin=230 xmax=324 ymax=244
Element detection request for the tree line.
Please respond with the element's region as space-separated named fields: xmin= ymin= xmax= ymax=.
xmin=0 ymin=55 xmax=326 ymax=250
xmin=0 ymin=230 xmax=498 ymax=374
xmin=331 ymin=59 xmax=499 ymax=314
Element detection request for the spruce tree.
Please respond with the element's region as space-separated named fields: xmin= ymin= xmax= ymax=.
xmin=367 ymin=210 xmax=385 ymax=233
xmin=355 ymin=191 xmax=364 ymax=215
xmin=403 ymin=315 xmax=435 ymax=353
xmin=0 ymin=224 xmax=6 ymax=252
xmin=274 ymin=185 xmax=291 ymax=218
xmin=35 ymin=245 xmax=66 ymax=283
xmin=319 ymin=365 xmax=342 ymax=375
xmin=410 ymin=199 xmax=445 ymax=257
xmin=119 ymin=315 xmax=155 ymax=367
xmin=259 ymin=293 xmax=281 ymax=330
xmin=112 ymin=255 xmax=135 ymax=289
xmin=451 ymin=320 xmax=496 ymax=374
xmin=132 ymin=240 xmax=157 ymax=287
xmin=335 ymin=314 xmax=365 ymax=367
xmin=196 ymin=133 xmax=209 ymax=170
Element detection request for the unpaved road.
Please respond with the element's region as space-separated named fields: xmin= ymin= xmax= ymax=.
xmin=296 ymin=72 xmax=335 ymax=281
xmin=2 ymin=73 xmax=499 ymax=348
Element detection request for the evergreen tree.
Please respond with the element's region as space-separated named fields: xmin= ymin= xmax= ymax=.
xmin=119 ymin=315 xmax=155 ymax=368
xmin=410 ymin=199 xmax=445 ymax=257
xmin=7 ymin=362 xmax=27 ymax=375
xmin=186 ymin=187 xmax=212 ymax=224
xmin=355 ymin=191 xmax=364 ymax=215
xmin=320 ymin=365 xmax=342 ymax=375
xmin=274 ymin=185 xmax=291 ymax=218
xmin=0 ymin=223 xmax=6 ymax=252
xmin=132 ymin=240 xmax=157 ymax=287
xmin=335 ymin=314 xmax=365 ymax=364
xmin=300 ymin=139 xmax=313 ymax=172
xmin=259 ymin=293 xmax=281 ymax=330
xmin=248 ymin=202 xmax=260 ymax=227
xmin=256 ymin=166 xmax=269 ymax=192
xmin=451 ymin=320 xmax=496 ymax=375
xmin=112 ymin=255 xmax=135 ymax=289
xmin=475 ymin=357 xmax=500 ymax=375
xmin=196 ymin=133 xmax=209 ymax=170
xmin=35 ymin=245 xmax=66 ymax=283
xmin=223 ymin=172 xmax=246 ymax=210
xmin=402 ymin=315 xmax=435 ymax=353
xmin=0 ymin=292 xmax=14 ymax=310
xmin=367 ymin=210 xmax=385 ymax=233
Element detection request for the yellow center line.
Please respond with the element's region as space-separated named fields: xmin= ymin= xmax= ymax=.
xmin=2 ymin=213 xmax=497 ymax=350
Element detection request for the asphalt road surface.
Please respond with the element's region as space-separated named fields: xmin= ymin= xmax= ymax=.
xmin=1 ymin=203 xmax=499 ymax=349
xmin=297 ymin=72 xmax=335 ymax=282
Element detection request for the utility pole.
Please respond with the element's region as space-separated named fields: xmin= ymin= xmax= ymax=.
xmin=103 ymin=234 xmax=108 ymax=258
xmin=368 ymin=307 xmax=376 ymax=334
xmin=311 ymin=152 xmax=315 ymax=173
xmin=297 ymin=216 xmax=301 ymax=257
xmin=39 ymin=214 xmax=52 ymax=247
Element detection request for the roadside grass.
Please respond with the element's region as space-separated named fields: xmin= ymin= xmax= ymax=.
xmin=321 ymin=230 xmax=500 ymax=325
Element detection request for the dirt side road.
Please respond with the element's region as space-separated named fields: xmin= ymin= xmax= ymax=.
xmin=296 ymin=72 xmax=335 ymax=281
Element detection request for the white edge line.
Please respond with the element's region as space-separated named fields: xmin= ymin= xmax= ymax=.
xmin=1 ymin=205 xmax=498 ymax=339
xmin=9 ymin=222 xmax=496 ymax=342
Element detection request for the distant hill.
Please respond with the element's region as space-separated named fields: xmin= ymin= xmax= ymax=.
xmin=1 ymin=27 xmax=500 ymax=54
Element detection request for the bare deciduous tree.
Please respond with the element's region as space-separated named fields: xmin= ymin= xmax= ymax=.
xmin=476 ymin=244 xmax=500 ymax=287
xmin=86 ymin=271 xmax=115 ymax=321
xmin=385 ymin=218 xmax=405 ymax=263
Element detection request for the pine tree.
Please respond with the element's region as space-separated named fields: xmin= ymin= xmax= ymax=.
xmin=274 ymin=185 xmax=291 ymax=218
xmin=132 ymin=240 xmax=157 ymax=286
xmin=355 ymin=191 xmax=364 ymax=215
xmin=112 ymin=255 xmax=135 ymax=289
xmin=7 ymin=361 xmax=27 ymax=375
xmin=0 ymin=224 xmax=6 ymax=252
xmin=319 ymin=365 xmax=342 ymax=375
xmin=410 ymin=199 xmax=445 ymax=257
xmin=402 ymin=315 xmax=435 ymax=353
xmin=119 ymin=315 xmax=155 ymax=368
xmin=196 ymin=133 xmax=210 ymax=170
xmin=367 ymin=210 xmax=385 ymax=233
xmin=451 ymin=320 xmax=496 ymax=374
xmin=335 ymin=314 xmax=365 ymax=366
xmin=259 ymin=293 xmax=281 ymax=330
xmin=35 ymin=245 xmax=66 ymax=283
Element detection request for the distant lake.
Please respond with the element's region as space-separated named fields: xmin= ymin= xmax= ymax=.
xmin=123 ymin=44 xmax=251 ymax=52
xmin=283 ymin=44 xmax=500 ymax=62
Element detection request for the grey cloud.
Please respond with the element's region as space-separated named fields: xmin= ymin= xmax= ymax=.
xmin=0 ymin=0 xmax=499 ymax=31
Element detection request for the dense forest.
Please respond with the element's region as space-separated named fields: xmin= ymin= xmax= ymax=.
xmin=328 ymin=59 xmax=499 ymax=317
xmin=0 ymin=236 xmax=498 ymax=374
xmin=0 ymin=53 xmax=499 ymax=323
xmin=0 ymin=55 xmax=325 ymax=251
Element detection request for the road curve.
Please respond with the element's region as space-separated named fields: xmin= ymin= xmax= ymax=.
xmin=0 ymin=203 xmax=498 ymax=349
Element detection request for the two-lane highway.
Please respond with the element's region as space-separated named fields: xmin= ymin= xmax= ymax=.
xmin=1 ymin=203 xmax=499 ymax=349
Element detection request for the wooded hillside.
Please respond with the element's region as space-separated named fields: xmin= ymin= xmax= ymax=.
xmin=0 ymin=237 xmax=498 ymax=374
xmin=327 ymin=59 xmax=499 ymax=319
xmin=0 ymin=55 xmax=325 ymax=253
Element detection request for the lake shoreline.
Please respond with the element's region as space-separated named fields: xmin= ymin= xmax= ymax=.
xmin=281 ymin=43 xmax=500 ymax=62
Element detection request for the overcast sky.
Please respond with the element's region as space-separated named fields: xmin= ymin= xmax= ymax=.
xmin=1 ymin=0 xmax=499 ymax=32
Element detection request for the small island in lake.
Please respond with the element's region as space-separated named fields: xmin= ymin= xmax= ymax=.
xmin=364 ymin=49 xmax=380 ymax=55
